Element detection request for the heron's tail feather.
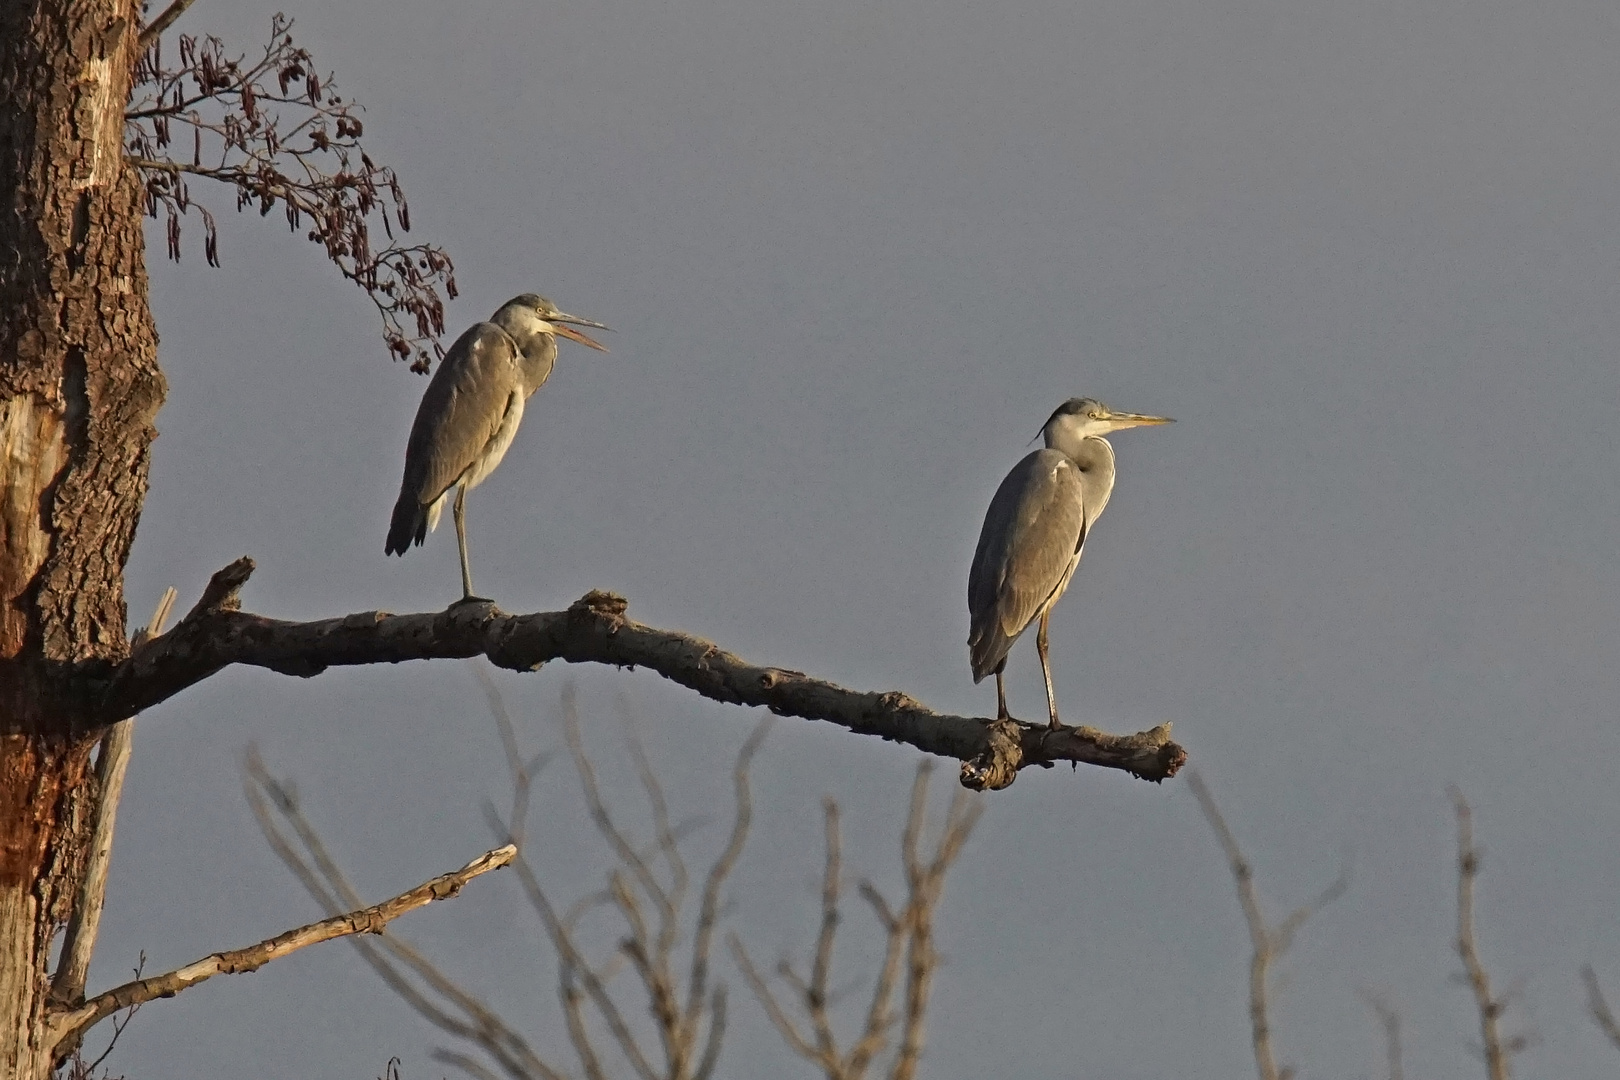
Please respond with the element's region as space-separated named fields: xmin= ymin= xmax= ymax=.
xmin=385 ymin=492 xmax=428 ymax=555
xmin=968 ymin=623 xmax=1014 ymax=683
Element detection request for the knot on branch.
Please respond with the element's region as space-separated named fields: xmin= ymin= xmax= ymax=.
xmin=428 ymin=880 xmax=466 ymax=901
xmin=758 ymin=667 xmax=804 ymax=690
xmin=570 ymin=590 xmax=628 ymax=622
xmin=355 ymin=910 xmax=389 ymax=934
xmin=959 ymin=719 xmax=1023 ymax=791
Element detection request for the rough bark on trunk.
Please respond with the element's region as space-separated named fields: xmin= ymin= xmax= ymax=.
xmin=0 ymin=0 xmax=164 ymax=1074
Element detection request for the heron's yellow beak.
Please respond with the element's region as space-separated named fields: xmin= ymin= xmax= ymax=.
xmin=1105 ymin=412 xmax=1173 ymax=429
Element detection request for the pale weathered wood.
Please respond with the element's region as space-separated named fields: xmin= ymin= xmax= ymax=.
xmin=47 ymin=844 xmax=516 ymax=1051
xmin=98 ymin=560 xmax=1187 ymax=788
xmin=51 ymin=587 xmax=177 ymax=1006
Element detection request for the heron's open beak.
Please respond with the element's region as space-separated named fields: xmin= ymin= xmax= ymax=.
xmin=1103 ymin=411 xmax=1173 ymax=430
xmin=550 ymin=313 xmax=611 ymax=352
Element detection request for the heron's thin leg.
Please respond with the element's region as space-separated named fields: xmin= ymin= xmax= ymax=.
xmin=1037 ymin=611 xmax=1061 ymax=730
xmin=994 ymin=667 xmax=1010 ymax=722
xmin=453 ymin=485 xmax=474 ymax=599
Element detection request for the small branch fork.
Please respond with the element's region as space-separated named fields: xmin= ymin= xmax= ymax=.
xmin=246 ymin=675 xmax=766 ymax=1080
xmin=1449 ymin=789 xmax=1529 ymax=1080
xmin=94 ymin=558 xmax=1187 ymax=790
xmin=44 ymin=843 xmax=515 ymax=1057
xmin=1187 ymin=771 xmax=1348 ymax=1080
xmin=729 ymin=763 xmax=982 ymax=1080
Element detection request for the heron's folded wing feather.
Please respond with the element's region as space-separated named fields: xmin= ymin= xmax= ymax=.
xmin=399 ymin=323 xmax=523 ymax=506
xmin=970 ymin=450 xmax=1087 ymax=649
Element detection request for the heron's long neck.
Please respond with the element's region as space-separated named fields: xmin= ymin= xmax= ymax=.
xmin=513 ymin=332 xmax=558 ymax=395
xmin=1063 ymin=436 xmax=1117 ymax=523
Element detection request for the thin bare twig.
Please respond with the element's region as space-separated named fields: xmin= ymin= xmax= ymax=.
xmin=46 ymin=844 xmax=514 ymax=1052
xmin=245 ymin=751 xmax=558 ymax=1080
xmin=249 ymin=672 xmax=765 ymax=1080
xmin=1450 ymin=789 xmax=1523 ymax=1080
xmin=1358 ymin=990 xmax=1405 ymax=1080
xmin=1581 ymin=966 xmax=1620 ymax=1054
xmin=1188 ymin=770 xmax=1347 ymax=1080
xmin=731 ymin=762 xmax=982 ymax=1080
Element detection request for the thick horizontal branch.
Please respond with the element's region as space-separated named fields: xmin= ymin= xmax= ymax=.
xmin=47 ymin=843 xmax=516 ymax=1052
xmin=97 ymin=558 xmax=1186 ymax=789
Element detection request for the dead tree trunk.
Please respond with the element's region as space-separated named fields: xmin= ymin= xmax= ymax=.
xmin=0 ymin=0 xmax=164 ymax=1075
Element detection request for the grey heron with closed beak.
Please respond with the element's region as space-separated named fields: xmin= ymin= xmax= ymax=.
xmin=386 ymin=293 xmax=609 ymax=599
xmin=968 ymin=398 xmax=1172 ymax=729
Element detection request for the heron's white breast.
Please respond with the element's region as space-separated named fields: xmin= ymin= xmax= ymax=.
xmin=459 ymin=390 xmax=526 ymax=492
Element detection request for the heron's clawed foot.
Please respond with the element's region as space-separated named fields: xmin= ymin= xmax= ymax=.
xmin=451 ymin=593 xmax=496 ymax=608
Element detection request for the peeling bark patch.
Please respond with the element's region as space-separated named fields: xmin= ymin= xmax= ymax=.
xmin=0 ymin=398 xmax=68 ymax=660
xmin=0 ymin=738 xmax=54 ymax=888
xmin=70 ymin=57 xmax=116 ymax=191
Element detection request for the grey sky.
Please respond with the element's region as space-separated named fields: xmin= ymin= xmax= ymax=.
xmin=99 ymin=0 xmax=1620 ymax=1076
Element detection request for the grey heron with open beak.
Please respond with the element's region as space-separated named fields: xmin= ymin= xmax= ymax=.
xmin=385 ymin=293 xmax=609 ymax=599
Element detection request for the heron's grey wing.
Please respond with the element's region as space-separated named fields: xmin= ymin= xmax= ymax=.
xmin=400 ymin=322 xmax=524 ymax=506
xmin=967 ymin=449 xmax=1087 ymax=679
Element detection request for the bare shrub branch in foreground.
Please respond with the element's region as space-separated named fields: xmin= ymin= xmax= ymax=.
xmin=1357 ymin=990 xmax=1405 ymax=1080
xmin=1581 ymin=965 xmax=1620 ymax=1055
xmin=1187 ymin=770 xmax=1348 ymax=1080
xmin=248 ymin=672 xmax=985 ymax=1080
xmin=247 ymin=674 xmax=766 ymax=1080
xmin=1449 ymin=789 xmax=1531 ymax=1080
xmin=730 ymin=763 xmax=982 ymax=1080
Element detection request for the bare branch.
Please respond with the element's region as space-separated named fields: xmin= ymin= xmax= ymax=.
xmin=1450 ymin=789 xmax=1516 ymax=1080
xmin=684 ymin=719 xmax=768 ymax=1058
xmin=1582 ymin=966 xmax=1620 ymax=1054
xmin=732 ymin=762 xmax=981 ymax=1080
xmin=52 ymin=587 xmax=178 ymax=1007
xmin=561 ymin=686 xmax=673 ymax=936
xmin=137 ymin=0 xmax=198 ymax=50
xmin=807 ymin=801 xmax=845 ymax=1068
xmin=693 ymin=985 xmax=728 ymax=1080
xmin=100 ymin=563 xmax=1186 ymax=788
xmin=431 ymin=1048 xmax=505 ymax=1080
xmin=46 ymin=844 xmax=515 ymax=1052
xmin=729 ymin=940 xmax=826 ymax=1069
xmin=621 ymin=694 xmax=690 ymax=929
xmin=1358 ymin=990 xmax=1405 ymax=1080
xmin=1188 ymin=770 xmax=1344 ymax=1080
xmin=245 ymin=753 xmax=560 ymax=1080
